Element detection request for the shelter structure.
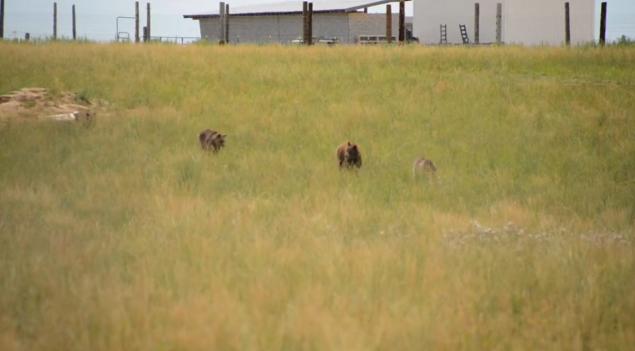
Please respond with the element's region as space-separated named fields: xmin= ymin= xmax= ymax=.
xmin=184 ymin=0 xmax=413 ymax=44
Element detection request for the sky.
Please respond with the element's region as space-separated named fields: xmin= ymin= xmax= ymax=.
xmin=2 ymin=0 xmax=634 ymax=42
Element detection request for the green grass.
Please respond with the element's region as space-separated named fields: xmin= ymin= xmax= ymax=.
xmin=0 ymin=42 xmax=634 ymax=350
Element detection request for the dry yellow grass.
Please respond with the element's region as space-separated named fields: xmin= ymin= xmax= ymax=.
xmin=0 ymin=42 xmax=634 ymax=350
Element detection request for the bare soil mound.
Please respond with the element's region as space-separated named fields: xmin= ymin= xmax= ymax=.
xmin=0 ymin=88 xmax=99 ymax=123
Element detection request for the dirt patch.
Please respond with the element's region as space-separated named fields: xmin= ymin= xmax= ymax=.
xmin=0 ymin=87 xmax=101 ymax=123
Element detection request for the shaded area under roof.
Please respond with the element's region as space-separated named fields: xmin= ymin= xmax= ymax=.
xmin=184 ymin=0 xmax=410 ymax=19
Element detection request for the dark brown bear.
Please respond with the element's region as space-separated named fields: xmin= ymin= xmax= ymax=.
xmin=199 ymin=129 xmax=226 ymax=152
xmin=336 ymin=141 xmax=362 ymax=168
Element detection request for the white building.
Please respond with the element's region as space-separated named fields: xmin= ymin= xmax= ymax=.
xmin=413 ymin=0 xmax=596 ymax=46
xmin=185 ymin=1 xmax=413 ymax=44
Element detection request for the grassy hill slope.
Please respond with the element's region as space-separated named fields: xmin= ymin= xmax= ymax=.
xmin=0 ymin=43 xmax=633 ymax=350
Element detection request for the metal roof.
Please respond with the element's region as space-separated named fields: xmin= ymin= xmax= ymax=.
xmin=184 ymin=0 xmax=409 ymax=19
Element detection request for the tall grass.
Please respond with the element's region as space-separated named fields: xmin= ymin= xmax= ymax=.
xmin=0 ymin=42 xmax=633 ymax=350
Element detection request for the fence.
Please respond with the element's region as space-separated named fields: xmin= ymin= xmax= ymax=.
xmin=149 ymin=36 xmax=201 ymax=45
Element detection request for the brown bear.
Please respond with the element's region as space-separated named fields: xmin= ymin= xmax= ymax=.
xmin=199 ymin=129 xmax=226 ymax=152
xmin=336 ymin=141 xmax=362 ymax=168
xmin=413 ymin=157 xmax=437 ymax=179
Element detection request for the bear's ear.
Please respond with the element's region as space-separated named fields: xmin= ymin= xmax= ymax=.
xmin=347 ymin=141 xmax=351 ymax=146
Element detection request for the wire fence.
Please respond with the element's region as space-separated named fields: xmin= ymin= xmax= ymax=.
xmin=2 ymin=30 xmax=201 ymax=44
xmin=149 ymin=36 xmax=201 ymax=44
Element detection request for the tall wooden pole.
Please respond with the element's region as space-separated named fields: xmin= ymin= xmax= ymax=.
xmin=146 ymin=2 xmax=151 ymax=42
xmin=398 ymin=0 xmax=405 ymax=43
xmin=219 ymin=2 xmax=225 ymax=43
xmin=53 ymin=2 xmax=57 ymax=40
xmin=474 ymin=3 xmax=480 ymax=44
xmin=564 ymin=2 xmax=570 ymax=46
xmin=302 ymin=1 xmax=308 ymax=45
xmin=386 ymin=4 xmax=392 ymax=44
xmin=225 ymin=3 xmax=229 ymax=43
xmin=72 ymin=4 xmax=76 ymax=40
xmin=0 ymin=0 xmax=5 ymax=39
xmin=310 ymin=2 xmax=313 ymax=44
xmin=135 ymin=1 xmax=140 ymax=42
xmin=599 ymin=2 xmax=607 ymax=46
xmin=496 ymin=3 xmax=502 ymax=44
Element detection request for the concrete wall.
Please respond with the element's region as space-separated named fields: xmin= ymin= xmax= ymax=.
xmin=313 ymin=13 xmax=351 ymax=42
xmin=199 ymin=15 xmax=302 ymax=43
xmin=348 ymin=13 xmax=400 ymax=42
xmin=199 ymin=13 xmax=349 ymax=44
xmin=413 ymin=0 xmax=595 ymax=45
xmin=197 ymin=12 xmax=403 ymax=44
xmin=504 ymin=0 xmax=595 ymax=45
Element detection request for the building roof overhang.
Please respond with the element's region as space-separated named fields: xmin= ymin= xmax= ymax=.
xmin=184 ymin=0 xmax=410 ymax=19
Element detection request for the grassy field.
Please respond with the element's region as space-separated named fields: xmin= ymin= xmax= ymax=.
xmin=0 ymin=42 xmax=634 ymax=350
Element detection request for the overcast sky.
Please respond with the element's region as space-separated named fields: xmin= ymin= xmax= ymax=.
xmin=2 ymin=0 xmax=634 ymax=41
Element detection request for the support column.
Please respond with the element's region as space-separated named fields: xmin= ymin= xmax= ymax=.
xmin=72 ymin=5 xmax=77 ymax=40
xmin=386 ymin=4 xmax=392 ymax=44
xmin=302 ymin=1 xmax=308 ymax=45
xmin=564 ymin=2 xmax=570 ymax=46
xmin=219 ymin=2 xmax=225 ymax=43
xmin=146 ymin=2 xmax=151 ymax=42
xmin=496 ymin=3 xmax=502 ymax=44
xmin=398 ymin=0 xmax=405 ymax=43
xmin=599 ymin=2 xmax=607 ymax=46
xmin=225 ymin=3 xmax=229 ymax=43
xmin=135 ymin=2 xmax=140 ymax=42
xmin=1 ymin=0 xmax=6 ymax=39
xmin=308 ymin=2 xmax=313 ymax=45
xmin=53 ymin=2 xmax=58 ymax=40
xmin=474 ymin=3 xmax=480 ymax=44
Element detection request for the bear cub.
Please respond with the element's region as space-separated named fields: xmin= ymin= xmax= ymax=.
xmin=337 ymin=141 xmax=362 ymax=169
xmin=199 ymin=129 xmax=226 ymax=152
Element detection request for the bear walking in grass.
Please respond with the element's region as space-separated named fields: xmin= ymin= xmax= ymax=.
xmin=413 ymin=157 xmax=437 ymax=179
xmin=337 ymin=141 xmax=362 ymax=169
xmin=199 ymin=129 xmax=226 ymax=152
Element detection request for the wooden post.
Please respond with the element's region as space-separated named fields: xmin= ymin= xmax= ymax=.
xmin=25 ymin=33 xmax=30 ymax=41
xmin=0 ymin=0 xmax=5 ymax=39
xmin=135 ymin=2 xmax=140 ymax=42
xmin=564 ymin=2 xmax=570 ymax=46
xmin=474 ymin=3 xmax=480 ymax=44
xmin=72 ymin=5 xmax=77 ymax=40
xmin=398 ymin=0 xmax=405 ymax=43
xmin=225 ymin=3 xmax=229 ymax=43
xmin=496 ymin=3 xmax=502 ymax=44
xmin=599 ymin=2 xmax=607 ymax=46
xmin=386 ymin=4 xmax=392 ymax=44
xmin=308 ymin=2 xmax=313 ymax=45
xmin=53 ymin=2 xmax=57 ymax=40
xmin=143 ymin=27 xmax=148 ymax=42
xmin=219 ymin=2 xmax=225 ymax=44
xmin=302 ymin=1 xmax=309 ymax=45
xmin=146 ymin=2 xmax=151 ymax=42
